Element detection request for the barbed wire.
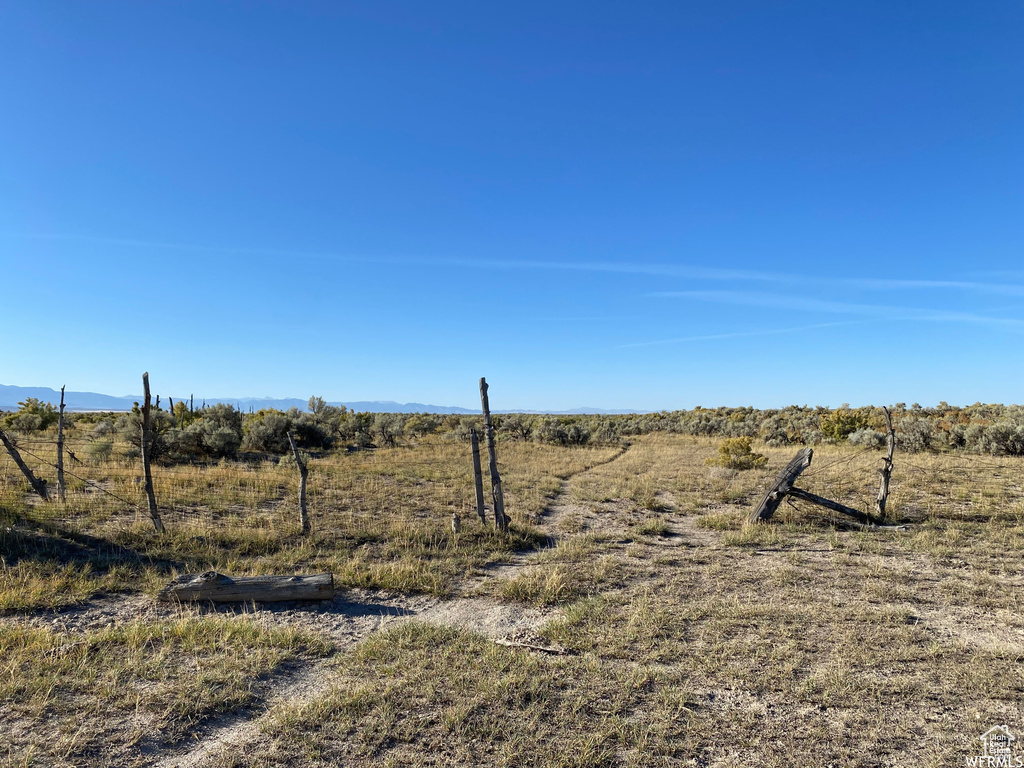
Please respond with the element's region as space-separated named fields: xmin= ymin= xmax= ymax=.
xmin=940 ymin=455 xmax=1019 ymax=472
xmin=801 ymin=446 xmax=878 ymax=478
xmin=11 ymin=443 xmax=145 ymax=511
xmin=892 ymin=455 xmax=1014 ymax=476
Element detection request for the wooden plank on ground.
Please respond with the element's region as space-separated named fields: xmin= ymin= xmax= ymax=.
xmin=158 ymin=572 xmax=334 ymax=602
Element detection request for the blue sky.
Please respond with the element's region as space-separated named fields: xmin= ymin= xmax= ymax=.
xmin=1 ymin=1 xmax=1021 ymax=410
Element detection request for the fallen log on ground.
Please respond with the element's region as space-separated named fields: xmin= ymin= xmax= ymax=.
xmin=158 ymin=571 xmax=334 ymax=603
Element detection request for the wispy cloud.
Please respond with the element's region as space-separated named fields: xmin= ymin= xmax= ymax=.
xmin=461 ymin=258 xmax=784 ymax=282
xmin=967 ymin=269 xmax=1024 ymax=281
xmin=0 ymin=232 xmax=341 ymax=262
xmin=617 ymin=320 xmax=867 ymax=349
xmin=0 ymin=232 xmax=783 ymax=282
xmin=5 ymin=231 xmax=1024 ymax=298
xmin=844 ymin=278 xmax=1024 ymax=298
xmin=652 ymin=290 xmax=1024 ymax=330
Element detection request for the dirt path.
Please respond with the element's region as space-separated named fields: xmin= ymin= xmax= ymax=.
xmin=150 ymin=443 xmax=636 ymax=767
xmin=153 ymin=659 xmax=335 ymax=768
xmin=541 ymin=443 xmax=632 ymax=532
xmin=149 ymin=592 xmax=554 ymax=768
xmin=0 ymin=444 xmax=637 ymax=767
xmin=457 ymin=443 xmax=634 ymax=593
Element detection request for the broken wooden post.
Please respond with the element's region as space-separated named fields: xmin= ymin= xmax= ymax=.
xmin=140 ymin=373 xmax=166 ymax=533
xmin=786 ymin=487 xmax=877 ymax=526
xmin=287 ymin=430 xmax=311 ymax=535
xmin=470 ymin=427 xmax=487 ymax=525
xmin=158 ymin=571 xmax=334 ymax=602
xmin=56 ymin=385 xmax=66 ymax=503
xmin=875 ymin=406 xmax=895 ymax=519
xmin=748 ymin=446 xmax=883 ymax=526
xmin=0 ymin=428 xmax=49 ymax=500
xmin=747 ymin=447 xmax=812 ymax=524
xmin=480 ymin=377 xmax=508 ymax=531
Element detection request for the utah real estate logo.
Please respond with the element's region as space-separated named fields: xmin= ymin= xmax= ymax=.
xmin=967 ymin=725 xmax=1022 ymax=767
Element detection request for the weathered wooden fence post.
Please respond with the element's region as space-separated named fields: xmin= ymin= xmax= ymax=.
xmin=875 ymin=406 xmax=895 ymax=519
xmin=479 ymin=377 xmax=508 ymax=532
xmin=748 ymin=446 xmax=889 ymax=527
xmin=0 ymin=428 xmax=49 ymax=500
xmin=747 ymin=447 xmax=813 ymax=525
xmin=141 ymin=373 xmax=166 ymax=533
xmin=287 ymin=430 xmax=311 ymax=535
xmin=56 ymin=385 xmax=66 ymax=502
xmin=470 ymin=427 xmax=487 ymax=525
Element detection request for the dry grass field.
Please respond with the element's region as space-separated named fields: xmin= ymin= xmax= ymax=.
xmin=2 ymin=432 xmax=1022 ymax=767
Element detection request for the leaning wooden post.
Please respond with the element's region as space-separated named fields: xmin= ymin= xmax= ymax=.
xmin=748 ymin=446 xmax=883 ymax=527
xmin=287 ymin=431 xmax=311 ymax=535
xmin=875 ymin=406 xmax=896 ymax=519
xmin=141 ymin=373 xmax=166 ymax=533
xmin=747 ymin=447 xmax=813 ymax=524
xmin=0 ymin=428 xmax=49 ymax=500
xmin=56 ymin=385 xmax=66 ymax=502
xmin=470 ymin=427 xmax=487 ymax=525
xmin=479 ymin=378 xmax=508 ymax=531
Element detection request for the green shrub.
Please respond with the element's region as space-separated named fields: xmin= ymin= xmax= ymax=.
xmin=537 ymin=417 xmax=591 ymax=446
xmin=819 ymin=408 xmax=870 ymax=441
xmin=706 ymin=437 xmax=767 ymax=471
xmin=897 ymin=417 xmax=934 ymax=453
xmin=113 ymin=404 xmax=174 ymax=461
xmin=404 ymin=413 xmax=442 ymax=437
xmin=84 ymin=439 xmax=113 ymax=463
xmin=500 ymin=413 xmax=535 ymax=441
xmin=242 ymin=409 xmax=293 ymax=453
xmin=848 ymin=428 xmax=886 ymax=448
xmin=2 ymin=398 xmax=59 ymax=432
xmin=970 ymin=421 xmax=1024 ymax=455
xmin=374 ymin=413 xmax=406 ymax=448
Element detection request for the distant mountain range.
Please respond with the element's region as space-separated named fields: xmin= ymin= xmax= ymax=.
xmin=0 ymin=384 xmax=633 ymax=415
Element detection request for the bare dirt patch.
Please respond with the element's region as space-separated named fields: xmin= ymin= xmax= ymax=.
xmin=142 ymin=447 xmax=638 ymax=766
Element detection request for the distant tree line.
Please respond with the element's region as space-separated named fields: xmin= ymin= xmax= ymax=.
xmin=5 ymin=398 xmax=1024 ymax=460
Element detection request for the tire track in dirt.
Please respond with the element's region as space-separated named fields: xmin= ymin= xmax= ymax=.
xmin=458 ymin=442 xmax=634 ymax=592
xmin=539 ymin=442 xmax=632 ymax=534
xmin=157 ymin=445 xmax=637 ymax=766
xmin=153 ymin=659 xmax=335 ymax=768
xmin=152 ymin=593 xmax=555 ymax=768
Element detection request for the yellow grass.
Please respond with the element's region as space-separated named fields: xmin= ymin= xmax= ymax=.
xmin=2 ymin=429 xmax=1023 ymax=767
